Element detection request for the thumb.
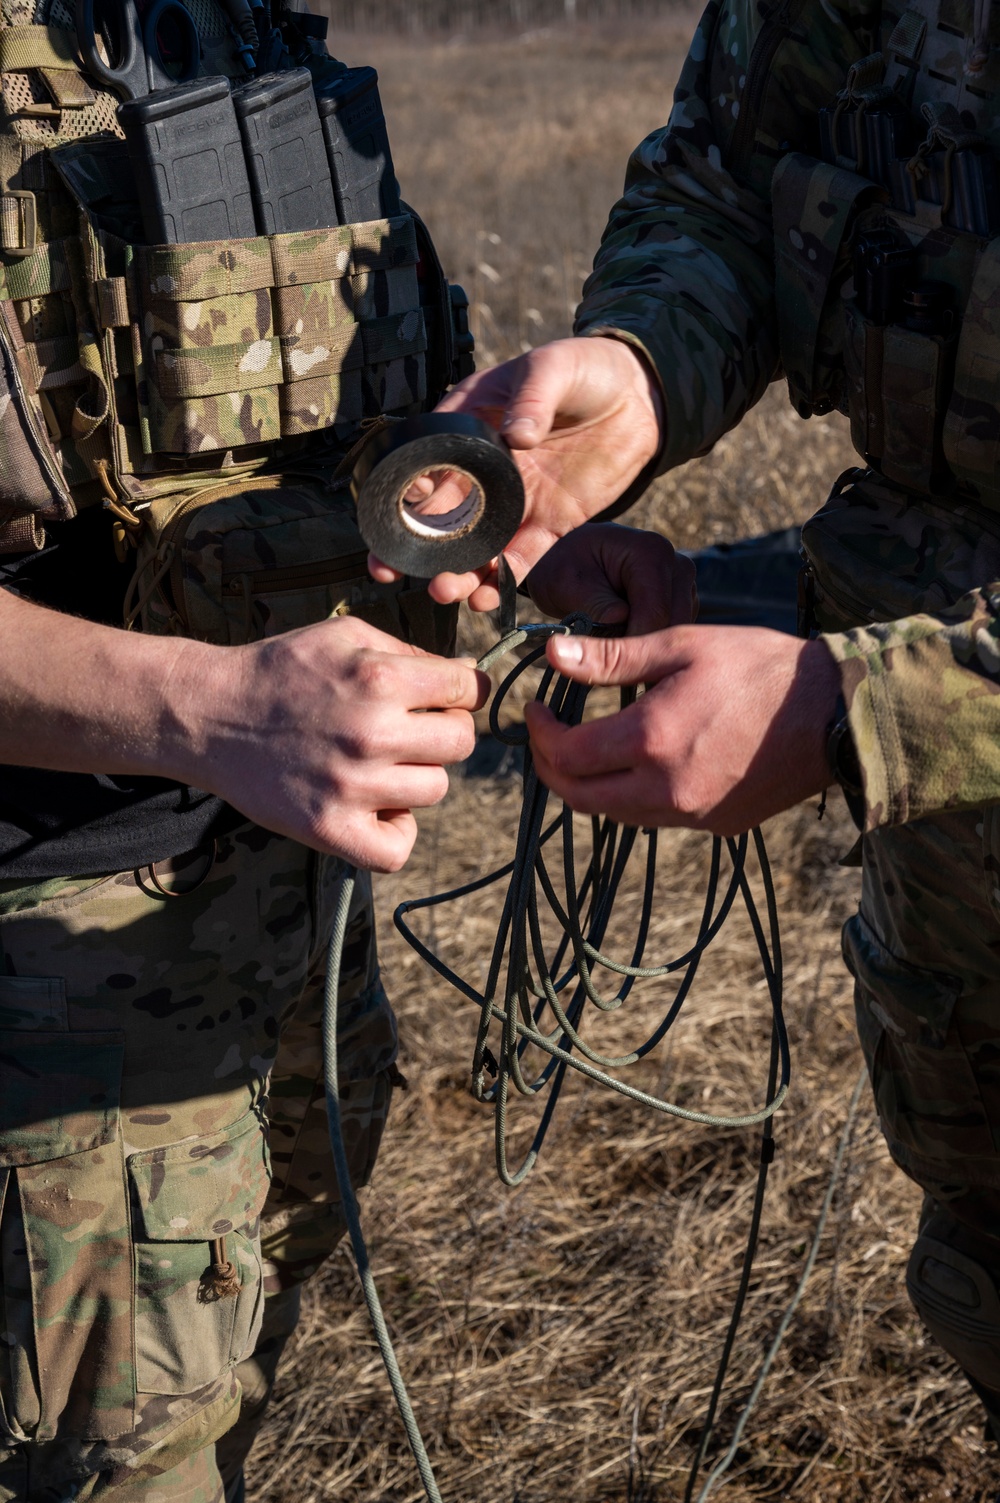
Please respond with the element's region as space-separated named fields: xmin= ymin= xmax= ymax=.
xmin=546 ymin=629 xmax=685 ymax=686
xmin=500 ymin=349 xmax=568 ymax=450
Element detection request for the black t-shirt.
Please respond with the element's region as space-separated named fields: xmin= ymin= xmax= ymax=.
xmin=0 ymin=508 xmax=243 ymax=880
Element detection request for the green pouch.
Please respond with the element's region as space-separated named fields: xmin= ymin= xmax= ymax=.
xmin=801 ymin=467 xmax=1000 ymax=632
xmin=128 ymin=468 xmax=458 ymax=654
xmin=47 ymin=138 xmax=429 ymax=484
xmin=130 ymin=235 xmax=282 ymax=457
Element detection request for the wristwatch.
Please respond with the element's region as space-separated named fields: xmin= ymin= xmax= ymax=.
xmin=826 ymin=692 xmax=865 ymax=828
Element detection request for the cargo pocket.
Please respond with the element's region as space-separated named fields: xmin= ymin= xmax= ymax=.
xmin=0 ymin=1020 xmax=129 ymax=1442
xmin=128 ymin=1111 xmax=268 ymax=1396
xmin=0 ymin=1023 xmax=123 ymax=1166
xmin=843 ymin=911 xmax=992 ymax=1164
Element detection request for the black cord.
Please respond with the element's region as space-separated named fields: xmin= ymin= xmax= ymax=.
xmin=394 ymin=614 xmax=789 ymax=1493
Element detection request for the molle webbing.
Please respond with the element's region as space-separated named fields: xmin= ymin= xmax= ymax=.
xmin=107 ymin=216 xmax=427 ymax=459
xmin=0 ymin=7 xmax=440 ymax=519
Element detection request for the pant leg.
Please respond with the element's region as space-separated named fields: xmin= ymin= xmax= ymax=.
xmin=907 ymin=1195 xmax=1000 ymax=1442
xmin=0 ymin=1438 xmax=225 ymax=1503
xmin=215 ymin=860 xmax=397 ymax=1490
xmin=845 ymin=808 xmax=1000 ymax=1418
xmin=0 ymin=825 xmax=370 ymax=1500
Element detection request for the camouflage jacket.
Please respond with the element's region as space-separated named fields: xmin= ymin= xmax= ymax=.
xmin=574 ymin=0 xmax=1000 ymax=831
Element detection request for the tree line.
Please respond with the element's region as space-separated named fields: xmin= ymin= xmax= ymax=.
xmin=320 ymin=0 xmax=673 ymax=30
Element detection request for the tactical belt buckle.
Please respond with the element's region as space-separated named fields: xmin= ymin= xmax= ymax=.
xmin=0 ymin=189 xmax=37 ymax=257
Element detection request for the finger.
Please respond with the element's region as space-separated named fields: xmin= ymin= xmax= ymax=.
xmin=576 ymin=588 xmax=629 ymax=627
xmin=426 ymin=565 xmax=493 ymax=606
xmin=621 ymin=544 xmax=694 ymax=636
xmin=545 ymin=629 xmax=688 ymax=686
xmin=367 ymin=552 xmax=404 ymax=584
xmin=368 ymin=764 xmax=452 ymax=808
xmin=348 ymin=810 xmax=420 ymax=874
xmin=499 ymin=349 xmax=564 ymax=449
xmin=524 ymin=700 xmax=643 ymax=780
xmin=529 ymin=752 xmax=657 ymax=826
xmin=359 ymin=653 xmax=488 ymax=712
xmin=435 ymin=365 xmax=514 ymax=424
xmin=467 ymin=580 xmax=502 ymax=613
xmin=398 ymin=708 xmax=480 ymax=765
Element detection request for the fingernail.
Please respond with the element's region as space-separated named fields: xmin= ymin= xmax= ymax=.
xmin=551 ymin=638 xmax=584 ymax=664
xmin=503 ymin=415 xmax=537 ymax=438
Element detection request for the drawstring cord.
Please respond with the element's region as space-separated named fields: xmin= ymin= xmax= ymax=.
xmin=201 ymin=1236 xmax=242 ymax=1302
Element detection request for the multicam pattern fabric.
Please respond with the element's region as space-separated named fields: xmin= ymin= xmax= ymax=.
xmin=0 ymin=25 xmax=433 ymax=526
xmin=844 ymin=807 xmax=1000 ymax=1208
xmin=128 ymin=218 xmax=425 ymax=460
xmin=0 ymin=822 xmax=395 ymax=1498
xmin=581 ymin=0 xmax=1000 ymax=1406
xmin=572 ymin=0 xmax=1000 ymax=835
xmin=130 ymin=470 xmax=460 ymax=651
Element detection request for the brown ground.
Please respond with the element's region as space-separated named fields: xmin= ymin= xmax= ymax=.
xmin=249 ymin=20 xmax=1000 ymax=1503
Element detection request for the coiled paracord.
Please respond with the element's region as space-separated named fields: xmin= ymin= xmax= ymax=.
xmin=395 ymin=613 xmax=788 ymax=1186
xmin=325 ymin=613 xmax=789 ymax=1502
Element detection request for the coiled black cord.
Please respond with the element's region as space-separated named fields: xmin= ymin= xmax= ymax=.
xmin=327 ymin=612 xmax=790 ymax=1502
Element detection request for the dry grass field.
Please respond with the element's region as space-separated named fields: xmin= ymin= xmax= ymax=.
xmin=249 ymin=19 xmax=1000 ymax=1503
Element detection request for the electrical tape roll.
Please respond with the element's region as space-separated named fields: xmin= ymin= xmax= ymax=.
xmin=351 ymin=414 xmax=525 ymax=576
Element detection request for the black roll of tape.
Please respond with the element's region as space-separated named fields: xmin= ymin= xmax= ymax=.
xmin=351 ymin=414 xmax=525 ymax=576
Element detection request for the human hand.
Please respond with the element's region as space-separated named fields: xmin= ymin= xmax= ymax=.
xmin=524 ymin=627 xmax=840 ymax=836
xmin=175 ymin=616 xmax=489 ymax=872
xmin=367 ymin=336 xmax=663 ymax=612
xmin=524 ymin=523 xmax=696 ymax=635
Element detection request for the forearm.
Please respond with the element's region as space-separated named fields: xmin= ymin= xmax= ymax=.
xmin=825 ymin=586 xmax=1000 ymax=829
xmin=0 ymin=586 xmax=211 ymax=781
xmin=574 ymin=0 xmax=868 ymax=471
xmin=573 ymin=2 xmax=778 ymax=470
xmin=575 ymin=205 xmax=778 ymax=474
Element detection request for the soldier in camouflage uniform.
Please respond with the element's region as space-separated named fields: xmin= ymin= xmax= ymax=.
xmin=380 ymin=0 xmax=1000 ymax=1444
xmin=0 ymin=0 xmax=483 ymax=1495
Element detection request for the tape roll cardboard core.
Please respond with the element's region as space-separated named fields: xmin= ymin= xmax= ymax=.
xmin=399 ymin=467 xmax=484 ymax=540
xmin=352 ymin=415 xmax=525 ymax=577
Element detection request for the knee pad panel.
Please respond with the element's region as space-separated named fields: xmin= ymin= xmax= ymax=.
xmin=907 ymin=1233 xmax=1000 ymax=1390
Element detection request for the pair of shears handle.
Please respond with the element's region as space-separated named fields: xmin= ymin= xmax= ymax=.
xmin=75 ymin=0 xmax=200 ymax=100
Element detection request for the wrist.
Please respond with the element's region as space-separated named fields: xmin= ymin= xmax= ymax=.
xmin=824 ymin=687 xmax=865 ymax=827
xmin=582 ymin=330 xmax=665 ymax=464
xmin=794 ymin=637 xmax=843 ymax=796
xmin=141 ymin=636 xmax=240 ymax=790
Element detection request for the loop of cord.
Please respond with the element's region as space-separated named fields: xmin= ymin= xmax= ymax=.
xmin=322 ymin=612 xmax=846 ymax=1503
xmin=395 ymin=612 xmax=789 ymax=1188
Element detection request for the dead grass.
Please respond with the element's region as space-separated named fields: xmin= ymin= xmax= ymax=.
xmin=248 ymin=24 xmax=1000 ymax=1503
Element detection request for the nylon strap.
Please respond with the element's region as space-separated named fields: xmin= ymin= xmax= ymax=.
xmin=21 ymin=332 xmax=83 ymax=390
xmin=153 ymin=338 xmax=281 ymax=399
xmin=0 ymin=238 xmax=71 ymax=299
xmin=135 ymin=240 xmax=274 ymax=302
xmin=37 ymin=67 xmax=96 ymax=107
xmin=0 ymin=511 xmax=44 ymax=554
xmin=361 ymin=309 xmax=427 ymax=364
xmin=277 ymin=322 xmax=363 ymax=378
xmin=0 ymin=25 xmax=78 ymax=70
xmin=94 ymin=275 xmax=130 ymax=329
